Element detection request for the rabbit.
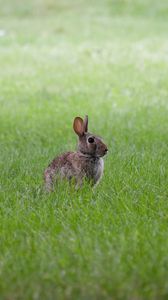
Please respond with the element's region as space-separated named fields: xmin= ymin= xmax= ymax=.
xmin=44 ymin=115 xmax=108 ymax=191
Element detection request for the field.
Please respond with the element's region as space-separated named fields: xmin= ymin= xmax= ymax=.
xmin=0 ymin=0 xmax=168 ymax=299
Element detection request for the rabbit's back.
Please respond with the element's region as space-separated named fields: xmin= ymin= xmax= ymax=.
xmin=44 ymin=151 xmax=104 ymax=191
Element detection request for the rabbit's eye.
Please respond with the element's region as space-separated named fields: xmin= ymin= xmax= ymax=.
xmin=88 ymin=137 xmax=94 ymax=143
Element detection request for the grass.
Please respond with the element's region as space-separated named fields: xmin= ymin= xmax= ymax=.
xmin=0 ymin=0 xmax=168 ymax=299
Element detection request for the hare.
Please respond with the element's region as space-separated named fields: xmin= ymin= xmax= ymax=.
xmin=44 ymin=115 xmax=108 ymax=191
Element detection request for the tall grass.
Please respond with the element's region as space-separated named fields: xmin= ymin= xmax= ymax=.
xmin=0 ymin=0 xmax=168 ymax=299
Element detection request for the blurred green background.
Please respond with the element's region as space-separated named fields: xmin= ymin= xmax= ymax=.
xmin=0 ymin=0 xmax=168 ymax=17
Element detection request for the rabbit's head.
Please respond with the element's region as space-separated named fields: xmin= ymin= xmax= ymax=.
xmin=73 ymin=115 xmax=108 ymax=157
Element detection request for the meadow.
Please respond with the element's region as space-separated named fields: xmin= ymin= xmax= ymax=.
xmin=0 ymin=0 xmax=168 ymax=299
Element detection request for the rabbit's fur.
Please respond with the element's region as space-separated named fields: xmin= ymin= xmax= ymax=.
xmin=44 ymin=116 xmax=108 ymax=191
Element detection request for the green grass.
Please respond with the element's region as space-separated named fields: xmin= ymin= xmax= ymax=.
xmin=0 ymin=0 xmax=168 ymax=299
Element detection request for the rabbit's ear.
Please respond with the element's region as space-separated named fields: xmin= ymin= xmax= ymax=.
xmin=73 ymin=117 xmax=84 ymax=136
xmin=83 ymin=115 xmax=88 ymax=132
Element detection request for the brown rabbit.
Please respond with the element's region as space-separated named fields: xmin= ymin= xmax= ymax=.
xmin=44 ymin=115 xmax=108 ymax=191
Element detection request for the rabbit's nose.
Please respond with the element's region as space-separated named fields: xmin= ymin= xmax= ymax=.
xmin=104 ymin=148 xmax=108 ymax=153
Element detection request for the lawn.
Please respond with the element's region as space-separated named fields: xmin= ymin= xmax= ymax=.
xmin=0 ymin=0 xmax=168 ymax=299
